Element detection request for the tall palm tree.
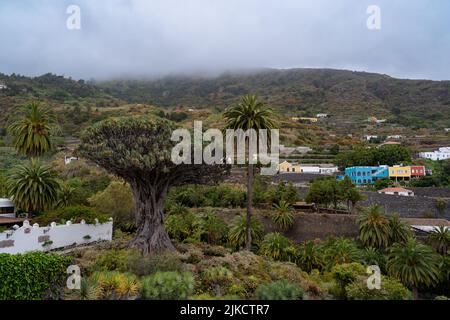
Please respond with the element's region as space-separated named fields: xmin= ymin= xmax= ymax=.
xmin=428 ymin=226 xmax=450 ymax=255
xmin=387 ymin=238 xmax=442 ymax=299
xmin=224 ymin=94 xmax=276 ymax=250
xmin=7 ymin=101 xmax=56 ymax=158
xmin=7 ymin=159 xmax=60 ymax=213
xmin=357 ymin=205 xmax=391 ymax=249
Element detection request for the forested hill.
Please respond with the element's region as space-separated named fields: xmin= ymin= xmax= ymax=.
xmin=98 ymin=68 xmax=450 ymax=127
xmin=1 ymin=68 xmax=450 ymax=128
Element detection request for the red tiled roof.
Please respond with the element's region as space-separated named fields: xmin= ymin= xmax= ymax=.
xmin=379 ymin=187 xmax=413 ymax=193
xmin=0 ymin=217 xmax=27 ymax=225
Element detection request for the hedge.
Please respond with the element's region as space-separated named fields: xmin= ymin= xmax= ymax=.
xmin=0 ymin=252 xmax=72 ymax=300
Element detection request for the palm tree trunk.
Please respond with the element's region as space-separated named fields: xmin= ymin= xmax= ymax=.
xmin=412 ymin=286 xmax=419 ymax=300
xmin=245 ymin=163 xmax=253 ymax=250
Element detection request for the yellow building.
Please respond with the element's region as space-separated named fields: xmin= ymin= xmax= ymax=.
xmin=299 ymin=117 xmax=318 ymax=123
xmin=388 ymin=166 xmax=411 ymax=179
xmin=278 ymin=161 xmax=302 ymax=173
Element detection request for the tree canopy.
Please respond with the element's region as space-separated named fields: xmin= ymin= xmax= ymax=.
xmin=77 ymin=116 xmax=228 ymax=254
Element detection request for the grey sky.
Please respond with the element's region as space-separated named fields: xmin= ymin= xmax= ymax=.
xmin=1 ymin=0 xmax=449 ymax=80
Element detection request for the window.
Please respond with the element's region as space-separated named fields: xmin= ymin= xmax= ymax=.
xmin=363 ymin=179 xmax=367 ymax=184
xmin=357 ymin=172 xmax=361 ymax=176
xmin=362 ymin=172 xmax=366 ymax=176
xmin=0 ymin=207 xmax=14 ymax=214
xmin=358 ymin=179 xmax=362 ymax=183
xmin=292 ymin=168 xmax=295 ymax=172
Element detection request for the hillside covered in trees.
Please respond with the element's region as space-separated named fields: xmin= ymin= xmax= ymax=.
xmin=1 ymin=68 xmax=450 ymax=131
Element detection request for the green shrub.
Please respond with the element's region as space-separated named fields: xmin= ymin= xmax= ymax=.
xmin=198 ymin=209 xmax=229 ymax=245
xmin=331 ymin=263 xmax=366 ymax=299
xmin=255 ymin=280 xmax=304 ymax=300
xmin=0 ymin=252 xmax=72 ymax=300
xmin=165 ymin=212 xmax=201 ymax=243
xmin=346 ymin=276 xmax=411 ymax=300
xmin=141 ymin=271 xmax=195 ymax=300
xmin=127 ymin=251 xmax=184 ymax=276
xmin=92 ymin=249 xmax=139 ymax=272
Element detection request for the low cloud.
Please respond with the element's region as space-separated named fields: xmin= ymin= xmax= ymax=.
xmin=1 ymin=0 xmax=449 ymax=80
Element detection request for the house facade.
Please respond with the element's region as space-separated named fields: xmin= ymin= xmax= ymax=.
xmin=342 ymin=166 xmax=389 ymax=185
xmin=278 ymin=161 xmax=338 ymax=175
xmin=419 ymin=147 xmax=450 ymax=161
xmin=378 ymin=187 xmax=414 ymax=196
xmin=0 ymin=198 xmax=15 ymax=218
xmin=340 ymin=165 xmax=426 ymax=185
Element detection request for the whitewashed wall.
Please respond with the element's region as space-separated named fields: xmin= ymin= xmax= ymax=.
xmin=0 ymin=219 xmax=113 ymax=254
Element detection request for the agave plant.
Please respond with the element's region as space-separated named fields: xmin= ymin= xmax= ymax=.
xmin=77 ymin=278 xmax=103 ymax=300
xmin=272 ymin=200 xmax=295 ymax=231
xmin=387 ymin=238 xmax=442 ymax=299
xmin=428 ymin=226 xmax=450 ymax=255
xmin=357 ymin=205 xmax=390 ymax=249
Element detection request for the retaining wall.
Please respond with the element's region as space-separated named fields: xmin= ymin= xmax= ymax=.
xmin=0 ymin=219 xmax=113 ymax=254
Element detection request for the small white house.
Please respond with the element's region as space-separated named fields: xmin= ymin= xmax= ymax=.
xmin=316 ymin=113 xmax=328 ymax=118
xmin=387 ymin=135 xmax=402 ymax=139
xmin=64 ymin=155 xmax=79 ymax=165
xmin=0 ymin=84 xmax=7 ymax=90
xmin=364 ymin=135 xmax=378 ymax=141
xmin=419 ymin=147 xmax=450 ymax=161
xmin=378 ymin=187 xmax=414 ymax=197
xmin=0 ymin=198 xmax=15 ymax=218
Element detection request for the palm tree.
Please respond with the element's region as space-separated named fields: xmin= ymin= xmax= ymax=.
xmin=224 ymin=94 xmax=276 ymax=250
xmin=387 ymin=238 xmax=442 ymax=299
xmin=272 ymin=200 xmax=294 ymax=230
xmin=357 ymin=205 xmax=391 ymax=249
xmin=228 ymin=214 xmax=264 ymax=249
xmin=56 ymin=182 xmax=76 ymax=208
xmin=388 ymin=213 xmax=412 ymax=244
xmin=7 ymin=102 xmax=56 ymax=158
xmin=428 ymin=226 xmax=450 ymax=255
xmin=259 ymin=232 xmax=295 ymax=262
xmin=297 ymin=241 xmax=324 ymax=272
xmin=7 ymin=159 xmax=60 ymax=213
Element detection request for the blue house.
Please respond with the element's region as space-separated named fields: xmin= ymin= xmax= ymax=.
xmin=340 ymin=165 xmax=389 ymax=185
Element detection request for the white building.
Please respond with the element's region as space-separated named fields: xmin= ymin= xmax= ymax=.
xmin=419 ymin=147 xmax=450 ymax=161
xmin=378 ymin=187 xmax=414 ymax=197
xmin=364 ymin=135 xmax=378 ymax=141
xmin=316 ymin=113 xmax=328 ymax=118
xmin=64 ymin=155 xmax=79 ymax=165
xmin=0 ymin=84 xmax=7 ymax=90
xmin=387 ymin=135 xmax=402 ymax=139
xmin=0 ymin=198 xmax=15 ymax=218
xmin=299 ymin=164 xmax=339 ymax=175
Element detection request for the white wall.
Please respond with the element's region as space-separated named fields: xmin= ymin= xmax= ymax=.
xmin=0 ymin=219 xmax=113 ymax=254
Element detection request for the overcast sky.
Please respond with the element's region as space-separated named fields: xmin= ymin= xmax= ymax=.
xmin=1 ymin=0 xmax=449 ymax=80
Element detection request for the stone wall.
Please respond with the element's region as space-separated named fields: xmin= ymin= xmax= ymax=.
xmin=360 ymin=192 xmax=450 ymax=219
